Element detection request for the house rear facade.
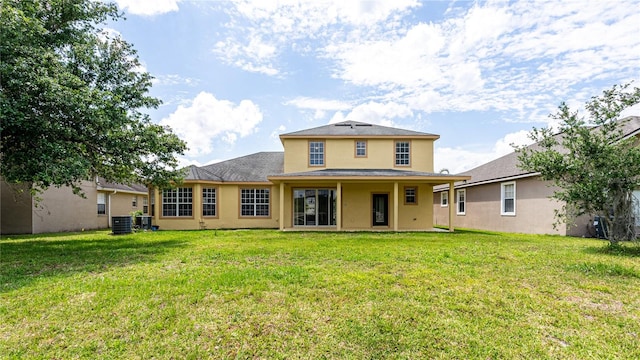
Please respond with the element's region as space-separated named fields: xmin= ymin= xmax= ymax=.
xmin=150 ymin=121 xmax=469 ymax=231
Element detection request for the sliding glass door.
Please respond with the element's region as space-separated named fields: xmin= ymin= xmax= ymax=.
xmin=293 ymin=189 xmax=336 ymax=226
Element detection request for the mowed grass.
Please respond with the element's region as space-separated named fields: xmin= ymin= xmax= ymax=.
xmin=1 ymin=230 xmax=639 ymax=359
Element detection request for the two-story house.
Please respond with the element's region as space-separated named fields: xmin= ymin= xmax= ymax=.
xmin=149 ymin=121 xmax=469 ymax=231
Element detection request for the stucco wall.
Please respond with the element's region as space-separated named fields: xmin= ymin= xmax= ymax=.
xmin=282 ymin=138 xmax=435 ymax=173
xmin=1 ymin=180 xmax=33 ymax=235
xmin=31 ymin=181 xmax=105 ymax=233
xmin=153 ymin=183 xmax=280 ymax=230
xmin=433 ymin=177 xmax=595 ymax=236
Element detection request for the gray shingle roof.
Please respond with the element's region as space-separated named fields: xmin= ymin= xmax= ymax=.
xmin=97 ymin=178 xmax=148 ymax=193
xmin=434 ymin=116 xmax=640 ymax=191
xmin=187 ymin=152 xmax=284 ymax=182
xmin=281 ymin=120 xmax=438 ymax=138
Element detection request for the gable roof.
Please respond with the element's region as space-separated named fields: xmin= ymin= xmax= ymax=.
xmin=280 ymin=120 xmax=439 ymax=139
xmin=97 ymin=178 xmax=148 ymax=194
xmin=186 ymin=152 xmax=284 ymax=183
xmin=435 ymin=116 xmax=640 ymax=191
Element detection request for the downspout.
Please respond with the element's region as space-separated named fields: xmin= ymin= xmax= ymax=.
xmin=108 ymin=190 xmax=117 ymax=228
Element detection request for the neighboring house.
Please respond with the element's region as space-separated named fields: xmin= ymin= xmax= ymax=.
xmin=150 ymin=121 xmax=469 ymax=231
xmin=0 ymin=177 xmax=148 ymax=235
xmin=433 ymin=116 xmax=640 ymax=236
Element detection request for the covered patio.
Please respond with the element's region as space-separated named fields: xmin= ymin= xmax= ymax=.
xmin=268 ymin=169 xmax=470 ymax=232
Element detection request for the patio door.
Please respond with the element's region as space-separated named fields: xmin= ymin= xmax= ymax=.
xmin=372 ymin=194 xmax=389 ymax=226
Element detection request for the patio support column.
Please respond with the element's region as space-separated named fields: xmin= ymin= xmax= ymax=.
xmin=279 ymin=182 xmax=285 ymax=230
xmin=393 ymin=182 xmax=399 ymax=231
xmin=336 ymin=182 xmax=342 ymax=231
xmin=448 ymin=181 xmax=455 ymax=232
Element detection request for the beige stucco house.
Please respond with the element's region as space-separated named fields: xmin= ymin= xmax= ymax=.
xmin=150 ymin=121 xmax=469 ymax=231
xmin=433 ymin=116 xmax=640 ymax=236
xmin=1 ymin=178 xmax=148 ymax=235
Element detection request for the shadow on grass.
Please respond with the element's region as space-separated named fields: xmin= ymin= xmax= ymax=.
xmin=0 ymin=235 xmax=186 ymax=293
xmin=583 ymin=242 xmax=640 ymax=258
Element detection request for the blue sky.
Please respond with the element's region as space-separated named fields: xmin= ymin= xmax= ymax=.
xmin=110 ymin=0 xmax=640 ymax=173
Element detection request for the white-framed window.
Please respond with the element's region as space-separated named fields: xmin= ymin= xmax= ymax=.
xmin=150 ymin=192 xmax=155 ymax=216
xmin=142 ymin=197 xmax=148 ymax=214
xmin=457 ymin=189 xmax=466 ymax=215
xmin=501 ymin=182 xmax=516 ymax=215
xmin=241 ymin=188 xmax=270 ymax=217
xmin=162 ymin=187 xmax=193 ymax=217
xmin=132 ymin=195 xmax=138 ymax=207
xmin=309 ymin=141 xmax=325 ymax=166
xmin=355 ymin=140 xmax=367 ymax=157
xmin=97 ymin=193 xmax=106 ymax=215
xmin=395 ymin=141 xmax=410 ymax=166
xmin=441 ymin=191 xmax=449 ymax=207
xmin=202 ymin=187 xmax=217 ymax=217
xmin=404 ymin=187 xmax=417 ymax=205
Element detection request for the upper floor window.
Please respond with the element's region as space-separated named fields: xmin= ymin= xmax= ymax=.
xmin=441 ymin=191 xmax=448 ymax=207
xmin=404 ymin=187 xmax=417 ymax=205
xmin=142 ymin=197 xmax=148 ymax=214
xmin=395 ymin=141 xmax=410 ymax=166
xmin=97 ymin=193 xmax=106 ymax=215
xmin=241 ymin=188 xmax=270 ymax=217
xmin=501 ymin=182 xmax=516 ymax=215
xmin=309 ymin=141 xmax=325 ymax=166
xmin=457 ymin=189 xmax=466 ymax=215
xmin=203 ymin=187 xmax=217 ymax=217
xmin=355 ymin=140 xmax=367 ymax=157
xmin=162 ymin=187 xmax=193 ymax=217
xmin=132 ymin=195 xmax=138 ymax=207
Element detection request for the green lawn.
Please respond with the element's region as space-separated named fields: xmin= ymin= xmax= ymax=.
xmin=1 ymin=229 xmax=639 ymax=359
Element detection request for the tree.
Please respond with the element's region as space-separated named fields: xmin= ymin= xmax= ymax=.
xmin=516 ymin=83 xmax=640 ymax=244
xmin=0 ymin=0 xmax=187 ymax=195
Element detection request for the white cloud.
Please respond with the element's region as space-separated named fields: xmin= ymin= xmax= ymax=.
xmin=337 ymin=101 xmax=413 ymax=126
xmin=435 ymin=130 xmax=534 ymax=174
xmin=285 ymin=97 xmax=352 ymax=111
xmin=115 ymin=0 xmax=181 ymax=16
xmin=215 ymin=0 xmax=420 ymax=75
xmin=152 ymin=74 xmax=200 ymax=87
xmin=160 ymin=92 xmax=263 ymax=156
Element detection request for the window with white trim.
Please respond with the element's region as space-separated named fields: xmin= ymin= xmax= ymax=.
xmin=441 ymin=191 xmax=448 ymax=207
xmin=132 ymin=195 xmax=138 ymax=207
xmin=501 ymin=182 xmax=516 ymax=215
xmin=457 ymin=189 xmax=466 ymax=215
xmin=241 ymin=188 xmax=270 ymax=217
xmin=355 ymin=141 xmax=366 ymax=157
xmin=309 ymin=141 xmax=325 ymax=166
xmin=202 ymin=187 xmax=217 ymax=217
xmin=395 ymin=141 xmax=410 ymax=166
xmin=142 ymin=197 xmax=148 ymax=214
xmin=162 ymin=187 xmax=193 ymax=217
xmin=97 ymin=193 xmax=106 ymax=215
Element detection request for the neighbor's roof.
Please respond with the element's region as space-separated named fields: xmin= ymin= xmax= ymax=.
xmin=97 ymin=178 xmax=148 ymax=194
xmin=186 ymin=152 xmax=284 ymax=183
xmin=434 ymin=116 xmax=640 ymax=191
xmin=280 ymin=120 xmax=439 ymax=139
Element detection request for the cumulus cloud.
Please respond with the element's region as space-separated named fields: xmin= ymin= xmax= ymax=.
xmin=115 ymin=0 xmax=182 ymax=16
xmin=160 ymin=92 xmax=263 ymax=156
xmin=214 ymin=0 xmax=420 ymax=75
xmin=435 ymin=130 xmax=534 ymax=174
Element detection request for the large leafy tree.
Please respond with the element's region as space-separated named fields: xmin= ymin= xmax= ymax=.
xmin=517 ymin=83 xmax=640 ymax=243
xmin=0 ymin=0 xmax=187 ymax=195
